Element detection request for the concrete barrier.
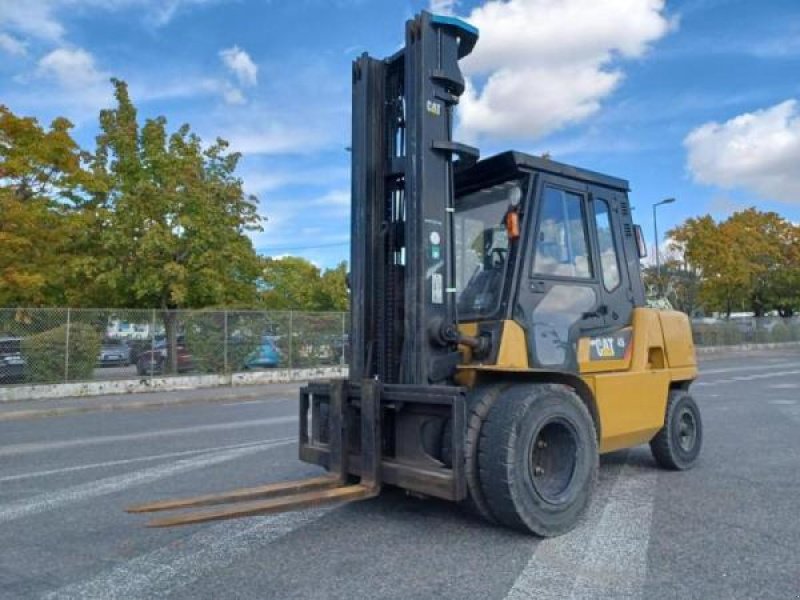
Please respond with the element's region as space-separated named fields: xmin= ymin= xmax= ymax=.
xmin=0 ymin=366 xmax=348 ymax=404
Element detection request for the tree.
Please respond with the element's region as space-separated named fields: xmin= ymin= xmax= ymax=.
xmin=668 ymin=209 xmax=800 ymax=317
xmin=0 ymin=106 xmax=93 ymax=306
xmin=260 ymin=257 xmax=349 ymax=311
xmin=80 ymin=79 xmax=263 ymax=371
xmin=315 ymin=261 xmax=349 ymax=311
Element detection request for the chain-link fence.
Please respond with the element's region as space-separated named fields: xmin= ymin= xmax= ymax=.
xmin=0 ymin=308 xmax=348 ymax=387
xmin=691 ymin=316 xmax=800 ymax=346
xmin=2 ymin=308 xmax=799 ymax=386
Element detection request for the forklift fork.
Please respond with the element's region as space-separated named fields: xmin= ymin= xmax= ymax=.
xmin=126 ymin=379 xmax=382 ymax=527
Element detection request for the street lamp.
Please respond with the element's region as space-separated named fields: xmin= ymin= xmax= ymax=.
xmin=652 ymin=197 xmax=676 ymax=286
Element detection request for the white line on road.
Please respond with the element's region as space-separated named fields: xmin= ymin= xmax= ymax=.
xmin=43 ymin=508 xmax=332 ymax=600
xmin=0 ymin=415 xmax=297 ymax=458
xmin=0 ymin=439 xmax=285 ymax=483
xmin=505 ymin=460 xmax=657 ymax=600
xmin=700 ymin=362 xmax=799 ymax=375
xmin=694 ymin=369 xmax=800 ymax=386
xmin=0 ymin=439 xmax=293 ymax=524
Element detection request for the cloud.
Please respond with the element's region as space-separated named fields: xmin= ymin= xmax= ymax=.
xmin=219 ymin=46 xmax=258 ymax=87
xmin=37 ymin=48 xmax=107 ymax=89
xmin=685 ymin=99 xmax=800 ymax=203
xmin=430 ymin=0 xmax=458 ymax=15
xmin=36 ymin=47 xmax=106 ymax=88
xmin=312 ymin=189 xmax=350 ymax=207
xmin=0 ymin=0 xmax=226 ymax=44
xmin=0 ymin=32 xmax=27 ymax=56
xmin=458 ymin=0 xmax=673 ymax=140
xmin=0 ymin=2 xmax=65 ymax=41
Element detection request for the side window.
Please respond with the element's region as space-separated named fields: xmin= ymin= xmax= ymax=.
xmin=533 ymin=186 xmax=593 ymax=279
xmin=594 ymin=199 xmax=621 ymax=291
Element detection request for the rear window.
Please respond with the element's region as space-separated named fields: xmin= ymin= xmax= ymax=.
xmin=0 ymin=339 xmax=21 ymax=354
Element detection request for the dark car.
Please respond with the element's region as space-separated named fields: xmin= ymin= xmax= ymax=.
xmin=0 ymin=337 xmax=25 ymax=383
xmin=136 ymin=337 xmax=194 ymax=375
xmin=97 ymin=339 xmax=131 ymax=367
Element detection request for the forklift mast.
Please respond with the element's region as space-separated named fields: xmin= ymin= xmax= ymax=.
xmin=349 ymin=12 xmax=479 ymax=386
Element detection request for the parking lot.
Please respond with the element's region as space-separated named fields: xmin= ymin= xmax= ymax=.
xmin=1 ymin=348 xmax=799 ymax=599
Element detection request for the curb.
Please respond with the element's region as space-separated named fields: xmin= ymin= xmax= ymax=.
xmin=0 ymin=366 xmax=348 ymax=404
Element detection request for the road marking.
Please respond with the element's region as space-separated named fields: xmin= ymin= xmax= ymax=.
xmin=700 ymin=362 xmax=799 ymax=375
xmin=0 ymin=439 xmax=283 ymax=483
xmin=694 ymin=369 xmax=800 ymax=386
xmin=43 ymin=508 xmax=331 ymax=600
xmin=0 ymin=439 xmax=293 ymax=524
xmin=505 ymin=460 xmax=657 ymax=600
xmin=768 ymin=399 xmax=797 ymax=405
xmin=0 ymin=415 xmax=297 ymax=458
xmin=768 ymin=383 xmax=799 ymax=389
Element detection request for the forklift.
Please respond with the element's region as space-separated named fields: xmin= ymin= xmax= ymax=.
xmin=129 ymin=11 xmax=702 ymax=536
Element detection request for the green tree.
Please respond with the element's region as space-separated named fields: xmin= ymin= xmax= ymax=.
xmin=315 ymin=261 xmax=349 ymax=311
xmin=260 ymin=256 xmax=321 ymax=310
xmin=80 ymin=79 xmax=262 ymax=371
xmin=260 ymin=257 xmax=349 ymax=311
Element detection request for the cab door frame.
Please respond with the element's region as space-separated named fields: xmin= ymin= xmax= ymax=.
xmin=515 ymin=172 xmax=610 ymax=371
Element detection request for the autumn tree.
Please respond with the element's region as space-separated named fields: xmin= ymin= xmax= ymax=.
xmin=668 ymin=209 xmax=800 ymax=317
xmin=81 ymin=79 xmax=262 ymax=371
xmin=0 ymin=106 xmax=93 ymax=306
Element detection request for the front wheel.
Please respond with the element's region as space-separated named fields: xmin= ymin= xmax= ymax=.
xmin=650 ymin=390 xmax=703 ymax=470
xmin=478 ymin=384 xmax=598 ymax=537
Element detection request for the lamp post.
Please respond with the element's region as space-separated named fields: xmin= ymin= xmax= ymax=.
xmin=652 ymin=197 xmax=676 ymax=291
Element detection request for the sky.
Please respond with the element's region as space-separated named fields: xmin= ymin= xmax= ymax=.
xmin=1 ymin=0 xmax=799 ymax=268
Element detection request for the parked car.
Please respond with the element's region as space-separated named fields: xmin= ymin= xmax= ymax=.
xmin=0 ymin=337 xmax=25 ymax=383
xmin=243 ymin=336 xmax=282 ymax=369
xmin=136 ymin=337 xmax=194 ymax=375
xmin=97 ymin=339 xmax=131 ymax=367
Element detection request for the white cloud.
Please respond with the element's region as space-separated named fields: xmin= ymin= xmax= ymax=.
xmin=313 ymin=189 xmax=350 ymax=207
xmin=458 ymin=0 xmax=673 ymax=140
xmin=0 ymin=32 xmax=27 ymax=56
xmin=225 ymin=122 xmax=336 ymax=155
xmin=430 ymin=0 xmax=458 ymax=15
xmin=37 ymin=47 xmax=106 ymax=88
xmin=0 ymin=0 xmax=225 ymax=46
xmin=0 ymin=2 xmax=65 ymax=41
xmin=685 ymin=99 xmax=800 ymax=203
xmin=222 ymin=85 xmax=246 ymax=105
xmin=219 ymin=46 xmax=258 ymax=87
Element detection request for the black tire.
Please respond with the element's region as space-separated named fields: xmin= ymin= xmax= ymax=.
xmin=478 ymin=384 xmax=598 ymax=537
xmin=650 ymin=390 xmax=702 ymax=470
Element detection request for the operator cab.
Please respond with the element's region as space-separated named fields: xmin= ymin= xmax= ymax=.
xmin=454 ymin=151 xmax=647 ymax=372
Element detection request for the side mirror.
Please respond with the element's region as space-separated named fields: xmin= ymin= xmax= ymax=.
xmin=634 ymin=225 xmax=648 ymax=259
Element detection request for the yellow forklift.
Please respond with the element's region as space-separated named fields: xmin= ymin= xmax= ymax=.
xmin=129 ymin=10 xmax=702 ymax=536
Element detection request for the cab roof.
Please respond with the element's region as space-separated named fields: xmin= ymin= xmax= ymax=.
xmin=455 ymin=150 xmax=630 ymax=193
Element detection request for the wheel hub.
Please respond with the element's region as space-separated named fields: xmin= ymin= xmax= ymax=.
xmin=677 ymin=408 xmax=697 ymax=452
xmin=529 ymin=419 xmax=578 ymax=505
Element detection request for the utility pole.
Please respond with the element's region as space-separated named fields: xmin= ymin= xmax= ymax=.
xmin=652 ymin=197 xmax=676 ymax=292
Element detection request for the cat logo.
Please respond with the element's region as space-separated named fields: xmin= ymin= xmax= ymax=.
xmin=426 ymin=100 xmax=442 ymax=116
xmin=589 ymin=329 xmax=632 ymax=361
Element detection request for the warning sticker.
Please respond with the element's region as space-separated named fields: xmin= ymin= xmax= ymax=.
xmin=431 ymin=273 xmax=443 ymax=304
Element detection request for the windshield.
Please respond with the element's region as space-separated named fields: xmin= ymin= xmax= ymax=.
xmin=454 ymin=178 xmax=525 ymax=319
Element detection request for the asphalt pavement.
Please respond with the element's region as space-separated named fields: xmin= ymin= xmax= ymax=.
xmin=1 ymin=349 xmax=799 ymax=599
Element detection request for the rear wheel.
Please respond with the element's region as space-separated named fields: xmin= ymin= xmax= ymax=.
xmin=478 ymin=384 xmax=598 ymax=537
xmin=650 ymin=390 xmax=702 ymax=470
